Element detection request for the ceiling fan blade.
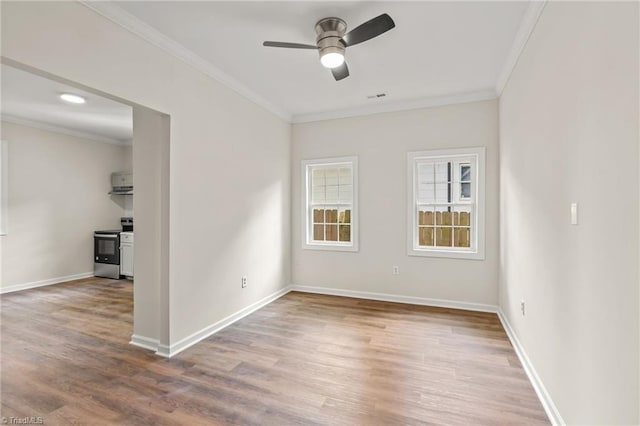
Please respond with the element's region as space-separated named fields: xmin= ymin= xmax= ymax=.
xmin=263 ymin=41 xmax=318 ymax=49
xmin=331 ymin=62 xmax=349 ymax=81
xmin=341 ymin=13 xmax=395 ymax=47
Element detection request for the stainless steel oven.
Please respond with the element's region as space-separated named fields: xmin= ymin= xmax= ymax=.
xmin=94 ymin=230 xmax=120 ymax=279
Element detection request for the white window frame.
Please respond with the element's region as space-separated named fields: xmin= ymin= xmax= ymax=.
xmin=302 ymin=156 xmax=358 ymax=252
xmin=407 ymin=147 xmax=485 ymax=260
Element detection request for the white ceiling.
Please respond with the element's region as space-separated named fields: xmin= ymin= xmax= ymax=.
xmin=112 ymin=1 xmax=530 ymax=122
xmin=1 ymin=64 xmax=133 ymax=144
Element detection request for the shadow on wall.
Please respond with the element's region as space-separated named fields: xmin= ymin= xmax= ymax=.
xmin=175 ymin=179 xmax=289 ymax=326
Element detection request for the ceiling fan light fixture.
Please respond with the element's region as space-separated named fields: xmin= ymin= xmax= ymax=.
xmin=263 ymin=13 xmax=395 ymax=80
xmin=320 ymin=46 xmax=344 ymax=68
xmin=320 ymin=51 xmax=344 ymax=69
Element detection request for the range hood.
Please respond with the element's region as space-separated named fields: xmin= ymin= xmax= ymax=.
xmin=109 ymin=171 xmax=133 ymax=195
xmin=109 ymin=187 xmax=133 ymax=195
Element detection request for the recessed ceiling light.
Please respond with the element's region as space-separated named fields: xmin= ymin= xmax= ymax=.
xmin=60 ymin=93 xmax=86 ymax=104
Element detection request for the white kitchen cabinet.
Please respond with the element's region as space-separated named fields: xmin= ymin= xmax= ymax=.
xmin=120 ymin=232 xmax=134 ymax=278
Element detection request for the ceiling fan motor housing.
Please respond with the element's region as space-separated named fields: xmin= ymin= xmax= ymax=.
xmin=315 ymin=17 xmax=347 ymax=60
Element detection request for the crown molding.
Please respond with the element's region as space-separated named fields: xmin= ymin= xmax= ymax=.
xmin=495 ymin=1 xmax=547 ymax=95
xmin=1 ymin=115 xmax=131 ymax=146
xmin=292 ymin=89 xmax=498 ymax=124
xmin=78 ymin=1 xmax=533 ymax=125
xmin=78 ymin=1 xmax=292 ymax=123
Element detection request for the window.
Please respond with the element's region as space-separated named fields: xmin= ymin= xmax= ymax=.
xmin=302 ymin=156 xmax=358 ymax=251
xmin=408 ymin=147 xmax=485 ymax=259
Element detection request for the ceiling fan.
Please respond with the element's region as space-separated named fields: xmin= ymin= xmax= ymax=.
xmin=263 ymin=13 xmax=395 ymax=81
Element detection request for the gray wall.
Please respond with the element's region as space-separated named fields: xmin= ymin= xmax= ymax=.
xmin=0 ymin=121 xmax=129 ymax=289
xmin=292 ymin=100 xmax=499 ymax=306
xmin=499 ymin=2 xmax=639 ymax=423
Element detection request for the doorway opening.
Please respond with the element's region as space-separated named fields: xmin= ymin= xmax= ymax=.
xmin=0 ymin=58 xmax=170 ymax=352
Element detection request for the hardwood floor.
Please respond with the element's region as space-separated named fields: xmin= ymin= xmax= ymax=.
xmin=1 ymin=278 xmax=548 ymax=425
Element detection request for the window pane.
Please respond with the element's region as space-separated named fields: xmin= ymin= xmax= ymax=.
xmin=460 ymin=165 xmax=471 ymax=182
xmin=435 ymin=182 xmax=449 ymax=203
xmin=325 ymin=185 xmax=339 ymax=202
xmin=454 ymin=227 xmax=471 ymax=248
xmin=313 ymin=208 xmax=325 ymax=223
xmin=312 ymin=168 xmax=325 ymax=184
xmin=418 ymin=209 xmax=434 ymax=225
xmin=435 ymin=207 xmax=452 ymax=226
xmin=325 ymin=168 xmax=339 ymax=185
xmin=339 ymin=225 xmax=351 ymax=242
xmin=312 ymin=186 xmax=325 ymax=203
xmin=339 ymin=209 xmax=351 ymax=224
xmin=435 ymin=161 xmax=450 ymax=183
xmin=460 ymin=182 xmax=471 ymax=199
xmin=418 ymin=226 xmax=434 ymax=246
xmin=338 ymin=167 xmax=352 ymax=185
xmin=453 ymin=206 xmax=472 ymax=248
xmin=325 ymin=209 xmax=338 ymax=224
xmin=313 ymin=224 xmax=325 ymax=241
xmin=418 ymin=182 xmax=435 ymax=203
xmin=435 ymin=227 xmax=452 ymax=247
xmin=326 ymin=224 xmax=338 ymax=241
xmin=418 ymin=163 xmax=435 ymax=183
xmin=338 ymin=184 xmax=353 ymax=203
xmin=453 ymin=206 xmax=472 ymax=226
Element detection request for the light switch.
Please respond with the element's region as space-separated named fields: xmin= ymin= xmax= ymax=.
xmin=570 ymin=203 xmax=578 ymax=225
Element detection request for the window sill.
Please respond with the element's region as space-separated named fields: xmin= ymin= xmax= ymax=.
xmin=303 ymin=242 xmax=358 ymax=252
xmin=408 ymin=248 xmax=484 ymax=260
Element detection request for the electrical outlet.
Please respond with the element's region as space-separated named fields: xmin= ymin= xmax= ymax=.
xmin=241 ymin=276 xmax=247 ymax=288
xmin=520 ymin=299 xmax=525 ymax=316
xmin=571 ymin=203 xmax=578 ymax=225
xmin=392 ymin=266 xmax=400 ymax=275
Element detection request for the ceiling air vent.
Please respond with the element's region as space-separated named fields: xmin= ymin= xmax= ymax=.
xmin=367 ymin=93 xmax=387 ymax=99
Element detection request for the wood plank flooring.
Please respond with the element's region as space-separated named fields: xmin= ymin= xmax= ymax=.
xmin=1 ymin=278 xmax=548 ymax=425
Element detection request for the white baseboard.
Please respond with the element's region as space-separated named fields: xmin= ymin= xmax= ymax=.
xmin=159 ymin=286 xmax=292 ymax=358
xmin=155 ymin=344 xmax=171 ymax=358
xmin=0 ymin=272 xmax=94 ymax=294
xmin=129 ymin=334 xmax=160 ymax=352
xmin=497 ymin=309 xmax=564 ymax=425
xmin=289 ymin=284 xmax=498 ymax=313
